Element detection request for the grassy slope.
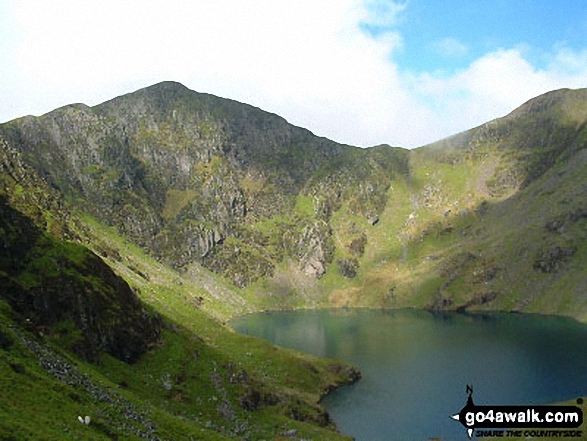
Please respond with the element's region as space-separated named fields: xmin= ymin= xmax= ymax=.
xmin=0 ymin=310 xmax=354 ymax=440
xmin=0 ymin=145 xmax=358 ymax=440
xmin=2 ymin=86 xmax=587 ymax=440
xmin=1 ymin=208 xmax=363 ymax=440
xmin=260 ymin=89 xmax=587 ymax=323
xmin=0 ymin=220 xmax=357 ymax=440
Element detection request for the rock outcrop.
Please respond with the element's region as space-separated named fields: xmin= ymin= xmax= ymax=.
xmin=1 ymin=82 xmax=403 ymax=287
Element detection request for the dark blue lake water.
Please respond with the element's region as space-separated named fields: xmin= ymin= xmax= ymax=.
xmin=231 ymin=309 xmax=587 ymax=440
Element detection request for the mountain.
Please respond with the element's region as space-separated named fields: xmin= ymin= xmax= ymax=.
xmin=2 ymin=82 xmax=586 ymax=316
xmin=387 ymin=88 xmax=587 ymax=317
xmin=1 ymin=82 xmax=586 ymax=439
xmin=0 ymin=81 xmax=408 ymax=291
xmin=0 ymin=83 xmax=362 ymax=440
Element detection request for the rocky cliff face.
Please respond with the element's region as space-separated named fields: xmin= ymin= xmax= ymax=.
xmin=0 ymin=81 xmax=404 ymax=287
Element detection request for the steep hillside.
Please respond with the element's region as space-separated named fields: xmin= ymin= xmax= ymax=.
xmin=411 ymin=89 xmax=587 ymax=318
xmin=325 ymin=88 xmax=587 ymax=319
xmin=0 ymin=139 xmax=161 ymax=362
xmin=0 ymin=132 xmax=360 ymax=440
xmin=1 ymin=82 xmax=407 ymax=291
xmin=1 ymin=83 xmax=586 ymax=320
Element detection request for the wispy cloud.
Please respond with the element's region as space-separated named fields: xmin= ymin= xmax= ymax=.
xmin=431 ymin=37 xmax=469 ymax=58
xmin=361 ymin=0 xmax=408 ymax=29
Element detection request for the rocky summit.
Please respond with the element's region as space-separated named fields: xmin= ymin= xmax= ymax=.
xmin=1 ymin=82 xmax=586 ymax=440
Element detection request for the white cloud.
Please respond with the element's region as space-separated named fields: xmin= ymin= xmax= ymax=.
xmin=6 ymin=0 xmax=415 ymax=146
xmin=2 ymin=1 xmax=587 ymax=148
xmin=431 ymin=37 xmax=469 ymax=58
xmin=409 ymin=47 xmax=587 ymax=142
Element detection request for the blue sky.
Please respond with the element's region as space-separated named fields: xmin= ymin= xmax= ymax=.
xmin=366 ymin=0 xmax=587 ymax=73
xmin=1 ymin=0 xmax=587 ymax=147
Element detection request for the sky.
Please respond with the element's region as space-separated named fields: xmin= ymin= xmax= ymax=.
xmin=1 ymin=0 xmax=587 ymax=148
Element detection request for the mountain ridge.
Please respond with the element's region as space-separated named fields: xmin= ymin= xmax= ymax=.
xmin=0 ymin=82 xmax=398 ymax=287
xmin=1 ymin=82 xmax=585 ymax=313
xmin=1 ymin=81 xmax=587 ymax=439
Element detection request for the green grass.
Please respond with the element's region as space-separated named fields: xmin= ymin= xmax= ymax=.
xmin=61 ymin=214 xmax=357 ymax=439
xmin=0 ymin=223 xmax=356 ymax=441
xmin=293 ymin=194 xmax=315 ymax=218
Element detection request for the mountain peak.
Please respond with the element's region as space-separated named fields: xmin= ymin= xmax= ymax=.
xmin=508 ymin=87 xmax=587 ymax=123
xmin=94 ymin=80 xmax=198 ymax=115
xmin=143 ymin=80 xmax=192 ymax=95
xmin=150 ymin=80 xmax=188 ymax=89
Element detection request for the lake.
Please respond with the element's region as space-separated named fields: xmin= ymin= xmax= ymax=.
xmin=231 ymin=309 xmax=587 ymax=440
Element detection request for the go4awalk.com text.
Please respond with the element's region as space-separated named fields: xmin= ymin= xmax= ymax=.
xmin=451 ymin=385 xmax=584 ymax=438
